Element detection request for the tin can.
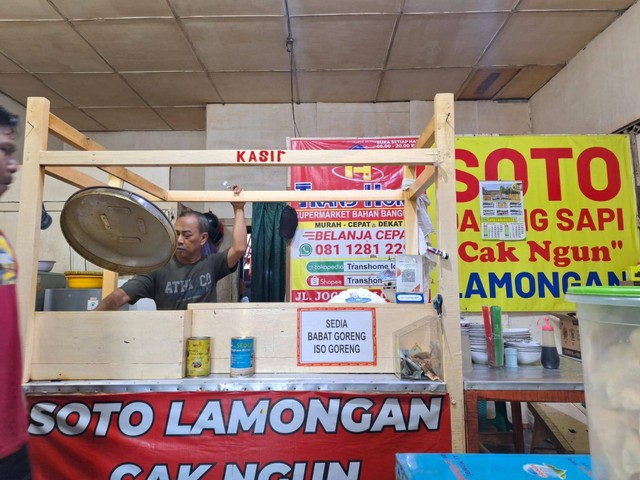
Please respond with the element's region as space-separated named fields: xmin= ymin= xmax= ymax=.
xmin=186 ymin=336 xmax=211 ymax=377
xmin=230 ymin=336 xmax=255 ymax=377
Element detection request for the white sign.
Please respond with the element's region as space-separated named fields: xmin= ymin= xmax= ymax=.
xmin=297 ymin=308 xmax=376 ymax=366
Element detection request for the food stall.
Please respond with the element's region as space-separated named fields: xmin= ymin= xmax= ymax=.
xmin=17 ymin=94 xmax=462 ymax=479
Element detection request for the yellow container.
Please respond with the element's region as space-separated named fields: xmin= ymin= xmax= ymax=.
xmin=186 ymin=337 xmax=211 ymax=377
xmin=64 ymin=271 xmax=103 ymax=289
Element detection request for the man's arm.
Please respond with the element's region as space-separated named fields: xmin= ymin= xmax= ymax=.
xmin=227 ymin=186 xmax=248 ymax=269
xmin=93 ymin=287 xmax=132 ymax=311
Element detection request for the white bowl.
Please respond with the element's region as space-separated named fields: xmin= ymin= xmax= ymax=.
xmin=471 ymin=350 xmax=488 ymax=364
xmin=517 ymin=349 xmax=541 ymax=365
xmin=38 ymin=260 xmax=56 ymax=272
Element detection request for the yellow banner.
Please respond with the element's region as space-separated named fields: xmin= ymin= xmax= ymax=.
xmin=455 ymin=135 xmax=638 ymax=311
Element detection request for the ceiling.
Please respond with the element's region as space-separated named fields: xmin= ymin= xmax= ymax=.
xmin=0 ymin=0 xmax=636 ymax=132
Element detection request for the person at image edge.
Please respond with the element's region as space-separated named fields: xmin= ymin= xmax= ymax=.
xmin=0 ymin=106 xmax=33 ymax=479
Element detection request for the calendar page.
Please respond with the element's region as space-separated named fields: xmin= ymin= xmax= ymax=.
xmin=479 ymin=181 xmax=526 ymax=240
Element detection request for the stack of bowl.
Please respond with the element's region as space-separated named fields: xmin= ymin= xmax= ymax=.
xmin=504 ymin=339 xmax=542 ymax=365
xmin=468 ymin=322 xmax=489 ymax=364
xmin=502 ymin=327 xmax=531 ymax=343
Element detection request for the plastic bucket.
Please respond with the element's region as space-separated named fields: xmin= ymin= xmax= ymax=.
xmin=565 ymin=286 xmax=640 ymax=480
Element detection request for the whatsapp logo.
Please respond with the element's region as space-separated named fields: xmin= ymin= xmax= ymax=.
xmin=299 ymin=244 xmax=312 ymax=256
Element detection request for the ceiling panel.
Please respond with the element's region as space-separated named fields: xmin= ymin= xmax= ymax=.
xmin=36 ymin=73 xmax=145 ymax=107
xmin=389 ymin=13 xmax=510 ymax=68
xmin=81 ymin=107 xmax=170 ymax=130
xmin=0 ymin=54 xmax=25 ymax=73
xmin=0 ymin=74 xmax=72 ymax=108
xmin=403 ymin=0 xmax=518 ymax=13
xmin=170 ymin=0 xmax=284 ymax=17
xmin=378 ymin=68 xmax=472 ymax=101
xmin=288 ymin=0 xmax=402 ymax=15
xmin=53 ymin=0 xmax=173 ymax=19
xmin=495 ymin=65 xmax=563 ymax=99
xmin=74 ymin=19 xmax=201 ymax=71
xmin=0 ymin=0 xmax=62 ymax=20
xmin=292 ymin=16 xmax=397 ymax=70
xmin=123 ymin=73 xmax=222 ymax=106
xmin=0 ymin=21 xmax=109 ymax=72
xmin=208 ymin=72 xmax=292 ymax=103
xmin=480 ymin=11 xmax=620 ymax=65
xmin=297 ymin=71 xmax=382 ymax=103
xmin=51 ymin=107 xmax=107 ymax=131
xmin=183 ymin=18 xmax=290 ymax=71
xmin=458 ymin=68 xmax=520 ymax=100
xmin=155 ymin=107 xmax=206 ymax=131
xmin=517 ymin=0 xmax=634 ymax=10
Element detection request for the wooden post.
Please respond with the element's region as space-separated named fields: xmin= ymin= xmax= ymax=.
xmin=433 ymin=93 xmax=465 ymax=451
xmin=16 ymin=97 xmax=50 ymax=382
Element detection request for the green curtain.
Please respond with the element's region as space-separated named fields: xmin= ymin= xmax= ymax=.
xmin=251 ymin=202 xmax=287 ymax=302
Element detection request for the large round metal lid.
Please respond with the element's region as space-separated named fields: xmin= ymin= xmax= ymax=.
xmin=60 ymin=186 xmax=176 ymax=274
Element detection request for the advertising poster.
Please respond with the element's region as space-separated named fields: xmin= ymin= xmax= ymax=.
xmin=27 ymin=391 xmax=451 ymax=480
xmin=290 ymin=135 xmax=639 ymax=311
xmin=289 ymin=138 xmax=415 ymax=303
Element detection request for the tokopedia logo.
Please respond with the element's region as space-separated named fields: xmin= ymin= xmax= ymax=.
xmin=307 ymin=262 xmax=343 ymax=272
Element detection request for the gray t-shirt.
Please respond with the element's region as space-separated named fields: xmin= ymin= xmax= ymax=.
xmin=121 ymin=248 xmax=235 ymax=310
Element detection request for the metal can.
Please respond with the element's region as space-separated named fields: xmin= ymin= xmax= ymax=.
xmin=186 ymin=336 xmax=211 ymax=377
xmin=230 ymin=336 xmax=255 ymax=377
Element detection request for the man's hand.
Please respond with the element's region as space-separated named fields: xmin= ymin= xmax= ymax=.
xmin=93 ymin=288 xmax=132 ymax=311
xmin=228 ymin=185 xmax=248 ymax=269
xmin=230 ymin=184 xmax=245 ymax=210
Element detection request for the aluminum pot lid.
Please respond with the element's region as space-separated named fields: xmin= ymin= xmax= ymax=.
xmin=60 ymin=186 xmax=177 ymax=274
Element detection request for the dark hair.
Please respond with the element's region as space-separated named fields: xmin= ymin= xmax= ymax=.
xmin=177 ymin=210 xmax=210 ymax=236
xmin=0 ymin=106 xmax=18 ymax=133
xmin=203 ymin=211 xmax=224 ymax=246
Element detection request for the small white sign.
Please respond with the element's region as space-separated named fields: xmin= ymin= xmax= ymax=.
xmin=298 ymin=308 xmax=376 ymax=366
xmin=87 ymin=297 xmax=99 ymax=310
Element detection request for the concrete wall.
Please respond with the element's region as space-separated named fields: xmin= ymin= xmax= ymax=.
xmin=530 ymin=1 xmax=640 ymax=134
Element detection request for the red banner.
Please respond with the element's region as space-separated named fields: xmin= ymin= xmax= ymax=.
xmin=27 ymin=391 xmax=451 ymax=479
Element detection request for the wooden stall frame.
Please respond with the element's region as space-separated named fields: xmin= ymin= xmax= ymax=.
xmin=16 ymin=94 xmax=464 ymax=451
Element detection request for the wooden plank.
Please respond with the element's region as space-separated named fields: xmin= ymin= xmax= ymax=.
xmin=407 ymin=165 xmax=437 ymax=201
xmin=529 ymin=402 xmax=589 ymax=454
xmin=17 ymin=97 xmax=50 ymax=383
xmin=31 ymin=311 xmax=189 ymax=380
xmin=45 ymin=166 xmax=106 ymax=189
xmin=40 ymin=148 xmax=438 ymax=167
xmin=189 ymin=303 xmax=438 ymax=374
xmin=48 ymin=113 xmax=107 ymax=151
xmin=166 ymin=189 xmax=404 ymax=203
xmin=432 ymin=93 xmax=465 ymax=452
xmin=99 ymin=166 xmax=167 ymax=201
xmin=31 ymin=363 xmax=184 ymax=380
xmin=414 ymin=117 xmax=436 ymax=149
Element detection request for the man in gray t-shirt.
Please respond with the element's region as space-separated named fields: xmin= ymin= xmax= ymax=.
xmin=95 ymin=187 xmax=247 ymax=311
